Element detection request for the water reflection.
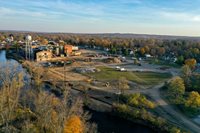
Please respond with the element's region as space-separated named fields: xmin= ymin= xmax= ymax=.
xmin=0 ymin=50 xmax=31 ymax=84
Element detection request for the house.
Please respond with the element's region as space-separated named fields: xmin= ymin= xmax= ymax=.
xmin=130 ymin=50 xmax=134 ymax=55
xmin=145 ymin=54 xmax=152 ymax=58
xmin=72 ymin=46 xmax=79 ymax=51
xmin=104 ymin=48 xmax=110 ymax=52
xmin=64 ymin=45 xmax=73 ymax=55
xmin=59 ymin=40 xmax=65 ymax=44
xmin=163 ymin=55 xmax=177 ymax=63
xmin=1 ymin=41 xmax=6 ymax=44
xmin=173 ymin=57 xmax=177 ymax=63
xmin=36 ymin=51 xmax=52 ymax=62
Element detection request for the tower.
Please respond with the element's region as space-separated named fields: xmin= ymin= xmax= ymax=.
xmin=25 ymin=35 xmax=32 ymax=60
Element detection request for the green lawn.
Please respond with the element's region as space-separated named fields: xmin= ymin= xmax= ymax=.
xmin=148 ymin=59 xmax=181 ymax=68
xmin=87 ymin=67 xmax=172 ymax=85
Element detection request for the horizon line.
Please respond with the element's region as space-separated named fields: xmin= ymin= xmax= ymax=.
xmin=0 ymin=29 xmax=200 ymax=38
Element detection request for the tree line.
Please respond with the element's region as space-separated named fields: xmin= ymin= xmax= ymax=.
xmin=1 ymin=32 xmax=200 ymax=63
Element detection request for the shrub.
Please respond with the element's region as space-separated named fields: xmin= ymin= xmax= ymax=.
xmin=127 ymin=93 xmax=156 ymax=109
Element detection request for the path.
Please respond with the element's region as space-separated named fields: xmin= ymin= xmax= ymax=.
xmin=138 ymin=82 xmax=200 ymax=133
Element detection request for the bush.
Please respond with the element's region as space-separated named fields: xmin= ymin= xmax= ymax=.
xmin=127 ymin=93 xmax=156 ymax=109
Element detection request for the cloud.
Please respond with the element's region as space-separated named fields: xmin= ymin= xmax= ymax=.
xmin=0 ymin=0 xmax=200 ymax=36
xmin=0 ymin=6 xmax=66 ymax=20
xmin=161 ymin=11 xmax=200 ymax=22
xmin=0 ymin=7 xmax=13 ymax=15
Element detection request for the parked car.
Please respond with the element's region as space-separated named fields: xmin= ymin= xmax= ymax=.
xmin=120 ymin=68 xmax=127 ymax=72
xmin=116 ymin=66 xmax=120 ymax=70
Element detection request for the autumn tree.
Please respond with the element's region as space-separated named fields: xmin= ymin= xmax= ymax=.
xmin=168 ymin=76 xmax=185 ymax=103
xmin=140 ymin=47 xmax=145 ymax=55
xmin=64 ymin=115 xmax=83 ymax=133
xmin=181 ymin=65 xmax=192 ymax=85
xmin=127 ymin=93 xmax=155 ymax=109
xmin=185 ymin=58 xmax=197 ymax=69
xmin=0 ymin=35 xmax=5 ymax=41
xmin=157 ymin=47 xmax=165 ymax=56
xmin=40 ymin=38 xmax=49 ymax=45
xmin=185 ymin=91 xmax=200 ymax=110
xmin=144 ymin=46 xmax=150 ymax=53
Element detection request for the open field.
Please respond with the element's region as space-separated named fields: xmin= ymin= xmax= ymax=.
xmin=86 ymin=67 xmax=172 ymax=85
xmin=148 ymin=59 xmax=181 ymax=68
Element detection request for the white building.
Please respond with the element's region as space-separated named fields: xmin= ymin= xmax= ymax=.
xmin=72 ymin=46 xmax=79 ymax=51
xmin=145 ymin=54 xmax=152 ymax=58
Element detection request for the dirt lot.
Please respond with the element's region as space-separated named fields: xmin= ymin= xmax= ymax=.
xmin=48 ymin=67 xmax=88 ymax=82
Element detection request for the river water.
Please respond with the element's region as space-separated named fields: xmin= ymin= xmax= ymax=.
xmin=0 ymin=50 xmax=17 ymax=63
xmin=0 ymin=50 xmax=155 ymax=133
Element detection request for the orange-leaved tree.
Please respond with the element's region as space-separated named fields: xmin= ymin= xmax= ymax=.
xmin=64 ymin=115 xmax=84 ymax=133
xmin=140 ymin=47 xmax=145 ymax=55
xmin=185 ymin=58 xmax=197 ymax=69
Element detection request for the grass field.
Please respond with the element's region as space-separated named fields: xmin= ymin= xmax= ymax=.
xmin=148 ymin=59 xmax=181 ymax=68
xmin=87 ymin=67 xmax=172 ymax=85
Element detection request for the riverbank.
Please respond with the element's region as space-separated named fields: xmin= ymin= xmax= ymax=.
xmin=6 ymin=49 xmax=25 ymax=64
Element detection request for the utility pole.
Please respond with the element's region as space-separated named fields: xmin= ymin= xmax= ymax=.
xmin=64 ymin=61 xmax=66 ymax=90
xmin=62 ymin=61 xmax=68 ymax=95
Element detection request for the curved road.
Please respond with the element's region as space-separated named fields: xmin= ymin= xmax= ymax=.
xmin=127 ymin=82 xmax=200 ymax=133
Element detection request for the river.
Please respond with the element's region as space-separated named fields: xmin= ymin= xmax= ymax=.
xmin=0 ymin=50 xmax=156 ymax=133
xmin=0 ymin=50 xmax=18 ymax=64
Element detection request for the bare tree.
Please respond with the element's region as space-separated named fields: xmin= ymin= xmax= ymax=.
xmin=0 ymin=63 xmax=24 ymax=132
xmin=0 ymin=63 xmax=96 ymax=133
xmin=116 ymin=77 xmax=130 ymax=95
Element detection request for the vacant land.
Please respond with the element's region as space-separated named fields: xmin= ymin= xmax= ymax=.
xmin=148 ymin=59 xmax=181 ymax=68
xmin=86 ymin=67 xmax=172 ymax=85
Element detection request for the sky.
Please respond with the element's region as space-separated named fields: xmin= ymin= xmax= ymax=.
xmin=0 ymin=0 xmax=200 ymax=36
